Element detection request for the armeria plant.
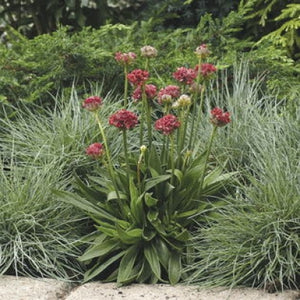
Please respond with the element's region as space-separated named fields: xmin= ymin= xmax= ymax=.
xmin=55 ymin=44 xmax=235 ymax=285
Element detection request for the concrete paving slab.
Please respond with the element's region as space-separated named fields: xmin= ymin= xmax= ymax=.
xmin=65 ymin=282 xmax=300 ymax=300
xmin=0 ymin=275 xmax=71 ymax=300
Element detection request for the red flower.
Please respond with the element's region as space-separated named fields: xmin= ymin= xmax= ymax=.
xmin=157 ymin=85 xmax=181 ymax=105
xmin=173 ymin=67 xmax=197 ymax=85
xmin=154 ymin=114 xmax=181 ymax=135
xmin=132 ymin=84 xmax=157 ymax=101
xmin=210 ymin=107 xmax=231 ymax=127
xmin=127 ymin=69 xmax=149 ymax=86
xmin=195 ymin=63 xmax=217 ymax=78
xmin=86 ymin=143 xmax=104 ymax=159
xmin=114 ymin=52 xmax=136 ymax=65
xmin=82 ymin=96 xmax=103 ymax=112
xmin=109 ymin=109 xmax=138 ymax=130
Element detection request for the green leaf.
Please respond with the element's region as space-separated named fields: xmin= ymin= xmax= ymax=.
xmin=163 ymin=182 xmax=175 ymax=198
xmin=147 ymin=210 xmax=158 ymax=222
xmin=174 ymin=208 xmax=201 ymax=219
xmin=202 ymin=171 xmax=237 ymax=195
xmin=155 ymin=238 xmax=170 ymax=270
xmin=142 ymin=228 xmax=156 ymax=241
xmin=168 ymin=252 xmax=182 ymax=285
xmin=129 ymin=177 xmax=144 ymax=225
xmin=117 ymin=245 xmax=139 ymax=284
xmin=107 ymin=191 xmax=127 ymax=201
xmin=74 ymin=173 xmax=106 ymax=202
xmin=116 ymin=225 xmax=142 ymax=244
xmin=145 ymin=174 xmax=171 ymax=192
xmin=149 ymin=147 xmax=163 ymax=174
xmin=144 ymin=193 xmax=158 ymax=207
xmin=78 ymin=239 xmax=119 ymax=262
xmin=83 ymin=250 xmax=125 ymax=283
xmin=144 ymin=243 xmax=161 ymax=280
xmin=95 ymin=225 xmax=118 ymax=238
xmin=167 ymin=168 xmax=183 ymax=183
xmin=53 ymin=190 xmax=114 ymax=221
xmin=136 ymin=260 xmax=152 ymax=283
xmin=175 ymin=229 xmax=189 ymax=242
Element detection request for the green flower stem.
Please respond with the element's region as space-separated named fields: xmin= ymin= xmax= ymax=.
xmin=177 ymin=106 xmax=191 ymax=163
xmin=137 ymin=147 xmax=146 ymax=194
xmin=122 ymin=130 xmax=130 ymax=180
xmin=139 ymin=103 xmax=145 ymax=147
xmin=188 ymin=57 xmax=202 ymax=149
xmin=169 ymin=134 xmax=175 ymax=212
xmin=142 ymin=84 xmax=152 ymax=151
xmin=199 ymin=82 xmax=205 ymax=115
xmin=95 ymin=112 xmax=120 ymax=200
xmin=198 ymin=125 xmax=218 ymax=194
xmin=124 ymin=64 xmax=128 ymax=108
xmin=161 ymin=135 xmax=167 ymax=165
xmin=144 ymin=57 xmax=149 ymax=71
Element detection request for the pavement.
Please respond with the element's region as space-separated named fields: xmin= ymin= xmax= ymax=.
xmin=0 ymin=276 xmax=299 ymax=300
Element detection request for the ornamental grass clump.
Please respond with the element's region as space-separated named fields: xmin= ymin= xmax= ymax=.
xmin=55 ymin=44 xmax=236 ymax=285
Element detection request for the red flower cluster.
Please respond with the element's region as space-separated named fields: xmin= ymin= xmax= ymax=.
xmin=154 ymin=114 xmax=181 ymax=135
xmin=109 ymin=109 xmax=138 ymax=130
xmin=173 ymin=67 xmax=197 ymax=85
xmin=195 ymin=63 xmax=217 ymax=78
xmin=114 ymin=52 xmax=136 ymax=65
xmin=127 ymin=69 xmax=149 ymax=87
xmin=86 ymin=143 xmax=104 ymax=159
xmin=82 ymin=96 xmax=103 ymax=112
xmin=157 ymin=85 xmax=181 ymax=105
xmin=132 ymin=84 xmax=157 ymax=101
xmin=210 ymin=107 xmax=231 ymax=127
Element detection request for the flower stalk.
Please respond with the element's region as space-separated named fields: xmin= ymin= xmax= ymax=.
xmin=198 ymin=124 xmax=217 ymax=193
xmin=124 ymin=64 xmax=129 ymax=107
xmin=94 ymin=112 xmax=121 ymax=200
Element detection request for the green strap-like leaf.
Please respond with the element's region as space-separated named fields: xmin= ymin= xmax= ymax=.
xmin=155 ymin=238 xmax=171 ymax=270
xmin=117 ymin=244 xmax=139 ymax=284
xmin=83 ymin=250 xmax=126 ymax=283
xmin=145 ymin=193 xmax=158 ymax=207
xmin=53 ymin=189 xmax=114 ymax=220
xmin=168 ymin=252 xmax=182 ymax=285
xmin=78 ymin=239 xmax=119 ymax=262
xmin=116 ymin=225 xmax=143 ymax=244
xmin=144 ymin=243 xmax=162 ymax=280
xmin=145 ymin=174 xmax=171 ymax=192
xmin=129 ymin=177 xmax=144 ymax=225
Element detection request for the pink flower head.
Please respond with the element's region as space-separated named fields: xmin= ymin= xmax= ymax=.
xmin=157 ymin=85 xmax=181 ymax=105
xmin=132 ymin=84 xmax=157 ymax=102
xmin=86 ymin=143 xmax=104 ymax=159
xmin=109 ymin=109 xmax=138 ymax=130
xmin=195 ymin=63 xmax=217 ymax=78
xmin=173 ymin=67 xmax=197 ymax=85
xmin=82 ymin=96 xmax=103 ymax=112
xmin=154 ymin=114 xmax=181 ymax=135
xmin=114 ymin=51 xmax=137 ymax=65
xmin=195 ymin=44 xmax=211 ymax=59
xmin=210 ymin=107 xmax=231 ymax=127
xmin=127 ymin=69 xmax=149 ymax=87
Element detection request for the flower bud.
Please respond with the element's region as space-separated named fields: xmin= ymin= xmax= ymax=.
xmin=82 ymin=96 xmax=102 ymax=112
xmin=210 ymin=107 xmax=231 ymax=127
xmin=86 ymin=143 xmax=104 ymax=159
xmin=177 ymin=94 xmax=191 ymax=107
xmin=195 ymin=44 xmax=211 ymax=59
xmin=141 ymin=45 xmax=158 ymax=58
xmin=140 ymin=145 xmax=147 ymax=153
